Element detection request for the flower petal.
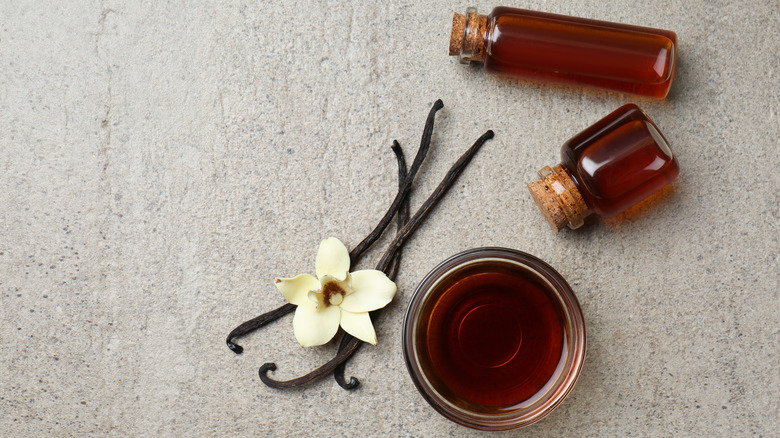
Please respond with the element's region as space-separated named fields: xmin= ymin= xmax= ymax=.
xmin=340 ymin=269 xmax=397 ymax=313
xmin=340 ymin=309 xmax=377 ymax=345
xmin=292 ymin=301 xmax=341 ymax=347
xmin=275 ymin=274 xmax=320 ymax=306
xmin=315 ymin=237 xmax=350 ymax=281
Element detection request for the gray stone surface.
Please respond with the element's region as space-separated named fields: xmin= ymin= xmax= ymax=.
xmin=1 ymin=0 xmax=778 ymax=436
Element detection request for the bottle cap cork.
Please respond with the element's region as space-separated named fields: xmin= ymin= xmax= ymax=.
xmin=449 ymin=10 xmax=487 ymax=62
xmin=527 ymin=165 xmax=588 ymax=232
xmin=449 ymin=13 xmax=466 ymax=56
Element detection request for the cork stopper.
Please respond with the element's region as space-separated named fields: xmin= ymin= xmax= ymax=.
xmin=449 ymin=13 xmax=465 ymax=56
xmin=527 ymin=165 xmax=589 ymax=232
xmin=449 ymin=10 xmax=487 ymax=63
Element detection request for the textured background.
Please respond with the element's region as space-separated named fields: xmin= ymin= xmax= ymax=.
xmin=1 ymin=0 xmax=778 ymax=436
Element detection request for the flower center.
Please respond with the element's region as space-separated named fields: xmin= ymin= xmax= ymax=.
xmin=321 ymin=281 xmax=346 ymax=307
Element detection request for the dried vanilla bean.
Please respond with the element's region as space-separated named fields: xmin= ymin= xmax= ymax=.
xmin=259 ymin=129 xmax=494 ymax=390
xmin=225 ymin=100 xmax=494 ymax=391
xmin=348 ymin=100 xmax=443 ymax=262
xmin=334 ymin=141 xmax=411 ymax=389
xmin=224 ymin=102 xmax=443 ymax=355
xmin=226 ymin=304 xmax=295 ymax=354
xmin=259 ymin=141 xmax=411 ymax=390
xmin=376 ymin=129 xmax=494 ymax=272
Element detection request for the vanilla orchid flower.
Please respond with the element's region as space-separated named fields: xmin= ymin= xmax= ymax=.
xmin=274 ymin=237 xmax=397 ymax=347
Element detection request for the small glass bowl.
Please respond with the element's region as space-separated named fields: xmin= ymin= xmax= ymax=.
xmin=402 ymin=247 xmax=586 ymax=430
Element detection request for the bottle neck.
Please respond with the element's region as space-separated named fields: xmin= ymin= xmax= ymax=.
xmin=449 ymin=7 xmax=488 ymax=64
xmin=527 ymin=164 xmax=590 ymax=231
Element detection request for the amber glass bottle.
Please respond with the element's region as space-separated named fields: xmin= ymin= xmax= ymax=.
xmin=528 ymin=104 xmax=679 ymax=231
xmin=449 ymin=7 xmax=677 ymax=98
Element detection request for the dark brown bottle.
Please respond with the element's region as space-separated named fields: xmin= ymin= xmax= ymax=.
xmin=449 ymin=6 xmax=677 ymax=98
xmin=528 ymin=104 xmax=679 ymax=231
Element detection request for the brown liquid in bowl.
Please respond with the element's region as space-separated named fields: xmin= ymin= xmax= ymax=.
xmin=416 ymin=262 xmax=567 ymax=412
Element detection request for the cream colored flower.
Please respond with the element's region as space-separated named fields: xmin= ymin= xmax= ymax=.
xmin=274 ymin=237 xmax=397 ymax=347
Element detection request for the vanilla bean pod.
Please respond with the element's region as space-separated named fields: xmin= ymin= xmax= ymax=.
xmin=332 ymin=333 xmax=362 ymax=389
xmin=260 ymin=129 xmax=494 ymax=389
xmin=225 ymin=304 xmax=295 ymax=354
xmin=375 ymin=130 xmax=494 ymax=272
xmin=332 ymin=131 xmax=493 ymax=389
xmin=348 ymin=101 xmax=442 ymax=261
xmin=225 ymin=102 xmax=444 ymax=355
xmin=259 ymin=143 xmax=410 ymax=390
xmin=334 ymin=141 xmax=411 ymax=389
xmin=386 ymin=142 xmax=412 ymax=282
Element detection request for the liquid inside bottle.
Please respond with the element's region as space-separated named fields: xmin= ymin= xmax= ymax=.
xmin=450 ymin=7 xmax=677 ymax=98
xmin=528 ymin=104 xmax=679 ymax=231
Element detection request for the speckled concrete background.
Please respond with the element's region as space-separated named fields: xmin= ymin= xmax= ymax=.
xmin=1 ymin=0 xmax=778 ymax=436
